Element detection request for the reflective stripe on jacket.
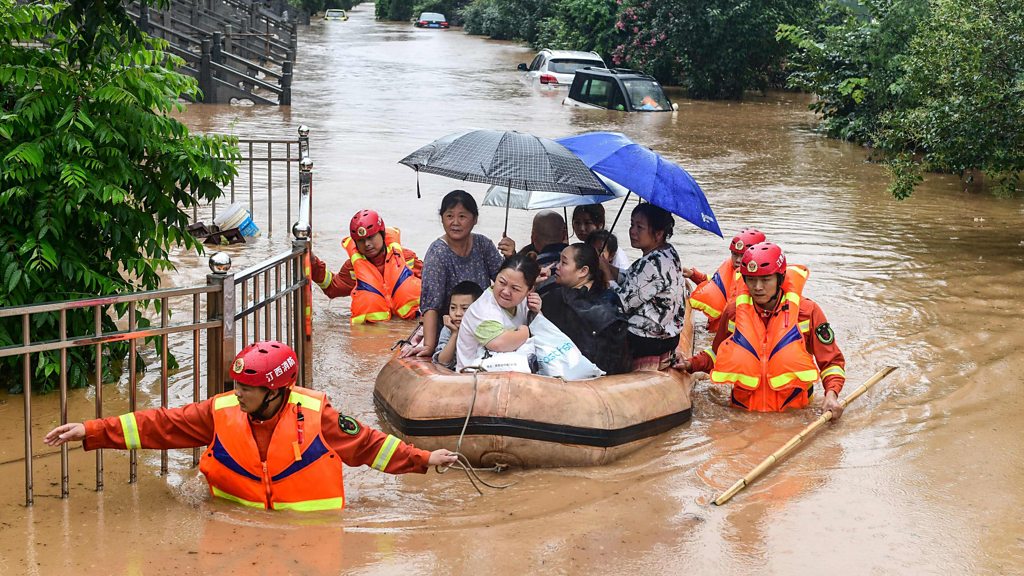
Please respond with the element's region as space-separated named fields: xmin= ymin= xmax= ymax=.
xmin=688 ymin=259 xmax=739 ymax=333
xmin=198 ymin=387 xmax=346 ymax=511
xmin=710 ymin=265 xmax=819 ymax=412
xmin=342 ymin=227 xmax=421 ymax=324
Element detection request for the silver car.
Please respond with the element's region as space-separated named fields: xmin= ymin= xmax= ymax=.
xmin=517 ymin=49 xmax=606 ymax=88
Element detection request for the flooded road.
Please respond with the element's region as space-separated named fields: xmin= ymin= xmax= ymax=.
xmin=3 ymin=6 xmax=1024 ymax=574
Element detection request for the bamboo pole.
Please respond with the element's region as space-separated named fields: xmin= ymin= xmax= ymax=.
xmin=713 ymin=366 xmax=898 ymax=506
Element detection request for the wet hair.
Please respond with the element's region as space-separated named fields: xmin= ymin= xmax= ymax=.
xmin=451 ymin=280 xmax=483 ymax=300
xmin=497 ymin=254 xmax=541 ymax=288
xmin=438 ymin=189 xmax=479 ymax=218
xmin=572 ymin=204 xmax=606 ymax=229
xmin=568 ymin=242 xmax=607 ymax=291
xmin=632 ymin=203 xmax=674 ymax=241
xmin=588 ymin=230 xmax=618 ymax=258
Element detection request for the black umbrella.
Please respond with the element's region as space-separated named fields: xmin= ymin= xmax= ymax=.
xmin=399 ymin=129 xmax=612 ymax=234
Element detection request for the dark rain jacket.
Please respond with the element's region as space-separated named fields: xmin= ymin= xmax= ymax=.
xmin=541 ymin=284 xmax=631 ymax=375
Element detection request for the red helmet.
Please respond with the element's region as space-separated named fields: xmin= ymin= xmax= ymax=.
xmin=741 ymin=242 xmax=787 ymax=277
xmin=350 ymin=209 xmax=385 ymax=240
xmin=230 ymin=341 xmax=298 ymax=389
xmin=730 ymin=228 xmax=767 ymax=255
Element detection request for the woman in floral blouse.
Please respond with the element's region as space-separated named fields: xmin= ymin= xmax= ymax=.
xmin=612 ymin=203 xmax=687 ymax=371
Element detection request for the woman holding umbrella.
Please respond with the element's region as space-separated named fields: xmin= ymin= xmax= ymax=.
xmin=608 ymin=203 xmax=688 ymax=371
xmin=402 ymin=190 xmax=516 ymax=359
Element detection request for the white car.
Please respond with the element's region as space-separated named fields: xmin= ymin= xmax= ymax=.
xmin=517 ymin=49 xmax=606 ymax=88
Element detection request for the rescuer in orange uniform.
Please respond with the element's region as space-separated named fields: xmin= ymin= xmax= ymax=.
xmin=43 ymin=341 xmax=458 ymax=511
xmin=685 ymin=228 xmax=766 ymax=334
xmin=311 ymin=209 xmax=423 ymax=324
xmin=677 ymin=243 xmax=847 ymax=417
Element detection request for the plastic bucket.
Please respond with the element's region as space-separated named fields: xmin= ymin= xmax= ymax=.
xmin=213 ymin=202 xmax=260 ymax=237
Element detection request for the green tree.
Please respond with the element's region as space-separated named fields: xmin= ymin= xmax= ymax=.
xmin=533 ymin=0 xmax=618 ymax=57
xmin=777 ymin=0 xmax=929 ymax=143
xmin=376 ymin=0 xmax=415 ymax=21
xmin=875 ymin=0 xmax=1024 ymax=198
xmin=612 ymin=0 xmax=816 ymax=99
xmin=0 ymin=0 xmax=239 ymax=392
xmin=461 ymin=0 xmax=551 ymax=42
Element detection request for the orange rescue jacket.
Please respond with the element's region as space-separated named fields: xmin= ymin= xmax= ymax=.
xmin=198 ymin=387 xmax=346 ymax=511
xmin=709 ymin=265 xmax=819 ymax=411
xmin=689 ymin=259 xmax=740 ymax=333
xmin=342 ymin=227 xmax=421 ymax=324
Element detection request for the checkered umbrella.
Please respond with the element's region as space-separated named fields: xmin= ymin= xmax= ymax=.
xmin=399 ymin=129 xmax=611 ymax=197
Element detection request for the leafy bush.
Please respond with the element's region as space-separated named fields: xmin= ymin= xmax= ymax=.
xmin=376 ymin=0 xmax=415 ymax=21
xmin=874 ymin=0 xmax=1024 ymax=198
xmin=461 ymin=0 xmax=550 ymax=41
xmin=612 ymin=0 xmax=815 ymax=99
xmin=532 ymin=0 xmax=618 ymax=57
xmin=0 ymin=0 xmax=239 ymax=392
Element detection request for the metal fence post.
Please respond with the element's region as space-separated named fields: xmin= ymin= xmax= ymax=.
xmin=298 ymin=124 xmax=309 ymax=161
xmin=206 ymin=252 xmax=236 ymax=398
xmin=294 ymin=158 xmax=313 ymax=387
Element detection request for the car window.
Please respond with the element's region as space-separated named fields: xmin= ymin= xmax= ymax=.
xmin=420 ymin=12 xmax=445 ymax=21
xmin=581 ymin=78 xmax=613 ymax=108
xmin=548 ymin=59 xmax=605 ymax=75
xmin=622 ymin=79 xmax=671 ymax=111
xmin=529 ymin=55 xmax=543 ymax=71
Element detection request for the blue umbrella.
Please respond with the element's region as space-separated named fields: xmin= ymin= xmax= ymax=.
xmin=558 ymin=132 xmax=723 ymax=237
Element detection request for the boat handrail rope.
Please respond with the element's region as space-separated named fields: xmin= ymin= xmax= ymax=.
xmin=435 ymin=370 xmax=517 ymax=495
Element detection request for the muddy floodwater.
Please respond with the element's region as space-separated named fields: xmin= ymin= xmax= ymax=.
xmin=3 ymin=7 xmax=1024 ymax=575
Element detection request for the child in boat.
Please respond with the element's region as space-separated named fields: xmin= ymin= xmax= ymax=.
xmin=587 ymin=230 xmax=622 ymax=288
xmin=455 ymin=255 xmax=542 ymax=372
xmin=433 ymin=281 xmax=484 ymax=370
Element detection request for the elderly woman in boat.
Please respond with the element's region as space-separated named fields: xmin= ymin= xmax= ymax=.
xmin=542 ymin=243 xmax=630 ymax=375
xmin=401 ymin=190 xmax=515 ymax=359
xmin=455 ymin=255 xmax=541 ymax=371
xmin=604 ymin=203 xmax=688 ymax=371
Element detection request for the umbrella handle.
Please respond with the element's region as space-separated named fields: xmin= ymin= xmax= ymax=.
xmin=503 ymin=182 xmax=511 ymax=238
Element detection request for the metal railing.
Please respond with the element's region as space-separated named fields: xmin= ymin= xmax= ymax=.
xmin=193 ymin=126 xmax=309 ymax=236
xmin=2 ymin=132 xmax=315 ymax=506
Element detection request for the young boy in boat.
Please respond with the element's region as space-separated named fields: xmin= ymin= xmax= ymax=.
xmin=43 ymin=341 xmax=458 ymax=511
xmin=676 ymin=243 xmax=847 ymax=417
xmin=433 ymin=281 xmax=484 ymax=370
xmin=685 ymin=228 xmax=766 ymax=334
xmin=310 ymin=209 xmax=423 ymax=324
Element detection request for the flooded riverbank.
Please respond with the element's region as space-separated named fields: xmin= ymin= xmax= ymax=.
xmin=2 ymin=5 xmax=1023 ymax=574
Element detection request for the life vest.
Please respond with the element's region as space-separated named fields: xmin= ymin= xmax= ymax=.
xmin=688 ymin=259 xmax=741 ymax=333
xmin=709 ymin=265 xmax=818 ymax=412
xmin=198 ymin=387 xmax=346 ymax=511
xmin=342 ymin=227 xmax=420 ymax=325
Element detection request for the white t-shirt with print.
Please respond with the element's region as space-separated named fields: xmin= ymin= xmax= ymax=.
xmin=455 ymin=288 xmax=529 ymax=371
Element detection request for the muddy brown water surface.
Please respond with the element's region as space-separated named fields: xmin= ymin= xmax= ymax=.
xmin=3 ymin=7 xmax=1024 ymax=575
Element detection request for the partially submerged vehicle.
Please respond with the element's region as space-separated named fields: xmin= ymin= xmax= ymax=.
xmin=517 ymin=49 xmax=606 ymax=88
xmin=414 ymin=12 xmax=449 ymax=28
xmin=563 ymin=68 xmax=678 ymax=112
xmin=323 ymin=9 xmax=348 ymax=20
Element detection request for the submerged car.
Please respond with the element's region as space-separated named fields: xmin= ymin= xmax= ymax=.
xmin=563 ymin=68 xmax=678 ymax=112
xmin=517 ymin=49 xmax=606 ymax=88
xmin=414 ymin=12 xmax=449 ymax=28
xmin=323 ymin=9 xmax=348 ymax=20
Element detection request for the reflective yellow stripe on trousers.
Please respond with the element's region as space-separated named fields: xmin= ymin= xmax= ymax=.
xmin=274 ymin=497 xmax=345 ymax=512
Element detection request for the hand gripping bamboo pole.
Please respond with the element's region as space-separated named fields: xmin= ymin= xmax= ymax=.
xmin=713 ymin=366 xmax=898 ymax=506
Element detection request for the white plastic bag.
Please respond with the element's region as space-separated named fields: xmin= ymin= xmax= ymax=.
xmin=529 ymin=315 xmax=604 ymax=379
xmin=466 ymin=341 xmax=535 ymax=374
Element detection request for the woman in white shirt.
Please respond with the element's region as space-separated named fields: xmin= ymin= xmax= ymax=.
xmin=456 ymin=255 xmax=542 ymax=371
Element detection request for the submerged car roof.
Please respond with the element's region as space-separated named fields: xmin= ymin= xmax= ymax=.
xmin=541 ymin=49 xmax=604 ymax=61
xmin=574 ymin=67 xmax=658 ymax=81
